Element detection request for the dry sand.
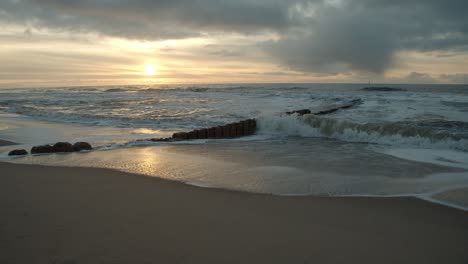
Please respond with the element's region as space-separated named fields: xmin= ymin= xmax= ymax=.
xmin=0 ymin=161 xmax=467 ymax=264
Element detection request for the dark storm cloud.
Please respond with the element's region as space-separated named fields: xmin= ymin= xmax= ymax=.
xmin=0 ymin=0 xmax=300 ymax=39
xmin=1 ymin=0 xmax=467 ymax=74
xmin=263 ymin=0 xmax=468 ymax=74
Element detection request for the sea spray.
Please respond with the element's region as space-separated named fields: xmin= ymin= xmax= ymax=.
xmin=256 ymin=114 xmax=468 ymax=151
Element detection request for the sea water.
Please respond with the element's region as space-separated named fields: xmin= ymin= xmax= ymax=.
xmin=1 ymin=84 xmax=468 ymax=209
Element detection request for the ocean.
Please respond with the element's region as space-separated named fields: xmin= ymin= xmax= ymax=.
xmin=1 ymin=83 xmax=468 ymax=209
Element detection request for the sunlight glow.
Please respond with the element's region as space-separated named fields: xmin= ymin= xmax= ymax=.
xmin=144 ymin=64 xmax=157 ymax=75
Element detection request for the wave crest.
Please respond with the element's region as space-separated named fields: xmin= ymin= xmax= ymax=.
xmin=256 ymin=114 xmax=468 ymax=151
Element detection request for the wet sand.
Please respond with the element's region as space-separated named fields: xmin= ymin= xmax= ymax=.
xmin=1 ymin=161 xmax=467 ymax=264
xmin=0 ymin=139 xmax=17 ymax=147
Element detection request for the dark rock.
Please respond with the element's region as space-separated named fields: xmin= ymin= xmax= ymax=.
xmin=31 ymin=144 xmax=55 ymax=154
xmin=53 ymin=142 xmax=74 ymax=152
xmin=172 ymin=132 xmax=188 ymax=140
xmin=8 ymin=149 xmax=28 ymax=156
xmin=73 ymin=142 xmax=92 ymax=151
xmin=286 ymin=109 xmax=311 ymax=116
xmin=207 ymin=128 xmax=216 ymax=138
xmin=362 ymin=87 xmax=405 ymax=92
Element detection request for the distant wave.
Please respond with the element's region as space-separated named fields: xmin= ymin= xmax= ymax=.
xmin=184 ymin=87 xmax=210 ymax=92
xmin=138 ymin=88 xmax=164 ymax=93
xmin=75 ymin=85 xmax=328 ymax=94
xmin=441 ymin=101 xmax=468 ymax=111
xmin=138 ymin=87 xmax=211 ymax=93
xmin=2 ymin=84 xmax=468 ymax=152
xmin=362 ymin=87 xmax=406 ymax=92
xmin=104 ymin=88 xmax=131 ymax=93
xmin=69 ymin=87 xmax=99 ymax=92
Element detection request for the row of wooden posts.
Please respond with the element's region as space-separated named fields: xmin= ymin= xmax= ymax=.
xmin=151 ymin=119 xmax=257 ymax=142
xmin=150 ymin=108 xmax=325 ymax=142
xmin=7 ymin=103 xmax=364 ymax=156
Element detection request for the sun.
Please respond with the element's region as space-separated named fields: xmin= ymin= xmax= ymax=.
xmin=144 ymin=64 xmax=157 ymax=75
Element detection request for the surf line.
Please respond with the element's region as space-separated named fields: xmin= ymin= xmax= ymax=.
xmin=5 ymin=100 xmax=362 ymax=156
xmin=151 ymin=100 xmax=363 ymax=142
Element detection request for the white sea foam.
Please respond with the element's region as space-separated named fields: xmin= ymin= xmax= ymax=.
xmin=256 ymin=113 xmax=468 ymax=151
xmin=383 ymin=148 xmax=468 ymax=169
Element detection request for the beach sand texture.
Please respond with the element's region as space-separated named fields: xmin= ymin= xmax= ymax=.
xmin=1 ymin=162 xmax=467 ymax=264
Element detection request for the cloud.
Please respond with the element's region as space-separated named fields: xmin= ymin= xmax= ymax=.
xmin=0 ymin=0 xmax=300 ymax=39
xmin=204 ymin=45 xmax=244 ymax=57
xmin=1 ymin=0 xmax=467 ymax=78
xmin=439 ymin=73 xmax=468 ymax=84
xmin=402 ymin=72 xmax=436 ymax=84
xmin=263 ymin=0 xmax=468 ymax=74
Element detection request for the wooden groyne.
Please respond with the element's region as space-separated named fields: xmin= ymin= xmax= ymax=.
xmin=150 ymin=101 xmax=362 ymax=142
xmin=7 ymin=102 xmax=362 ymax=155
xmin=151 ymin=119 xmax=257 ymax=142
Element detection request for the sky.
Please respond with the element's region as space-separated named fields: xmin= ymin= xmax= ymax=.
xmin=0 ymin=0 xmax=467 ymax=87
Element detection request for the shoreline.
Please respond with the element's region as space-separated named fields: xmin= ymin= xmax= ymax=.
xmin=3 ymin=147 xmax=468 ymax=212
xmin=5 ymin=158 xmax=468 ymax=212
xmin=1 ymin=161 xmax=467 ymax=263
xmin=2 ymin=134 xmax=468 ymax=212
xmin=0 ymin=139 xmax=18 ymax=147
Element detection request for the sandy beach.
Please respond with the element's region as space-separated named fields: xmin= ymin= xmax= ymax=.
xmin=1 ymin=160 xmax=467 ymax=264
xmin=2 ymin=0 xmax=468 ymax=262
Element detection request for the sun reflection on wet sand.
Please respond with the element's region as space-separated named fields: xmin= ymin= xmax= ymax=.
xmin=7 ymin=141 xmax=468 ymax=209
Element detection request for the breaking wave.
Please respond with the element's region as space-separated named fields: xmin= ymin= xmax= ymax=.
xmin=257 ymin=114 xmax=468 ymax=151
